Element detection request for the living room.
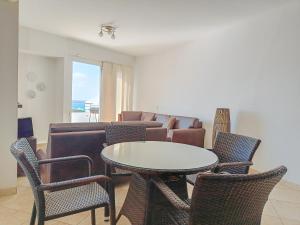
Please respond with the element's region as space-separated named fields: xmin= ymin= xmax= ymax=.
xmin=1 ymin=1 xmax=300 ymax=225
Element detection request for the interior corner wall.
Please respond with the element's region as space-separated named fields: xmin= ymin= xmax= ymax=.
xmin=0 ymin=0 xmax=18 ymax=190
xmin=18 ymin=53 xmax=64 ymax=143
xmin=134 ymin=3 xmax=300 ymax=184
xmin=19 ymin=27 xmax=135 ymax=124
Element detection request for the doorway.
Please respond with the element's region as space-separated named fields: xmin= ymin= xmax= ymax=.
xmin=71 ymin=61 xmax=101 ymax=122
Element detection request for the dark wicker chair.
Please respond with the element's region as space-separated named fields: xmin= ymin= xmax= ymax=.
xmin=152 ymin=166 xmax=287 ymax=225
xmin=103 ymin=124 xmax=146 ymax=220
xmin=187 ymin=132 xmax=261 ymax=184
xmin=104 ymin=124 xmax=146 ymax=177
xmin=105 ymin=124 xmax=147 ymax=146
xmin=11 ymin=138 xmax=115 ymax=225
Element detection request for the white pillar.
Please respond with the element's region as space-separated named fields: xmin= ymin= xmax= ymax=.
xmin=0 ymin=0 xmax=19 ymax=194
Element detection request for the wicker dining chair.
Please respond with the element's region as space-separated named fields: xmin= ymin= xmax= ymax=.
xmin=104 ymin=124 xmax=147 ymax=177
xmin=152 ymin=166 xmax=287 ymax=225
xmin=103 ymin=124 xmax=147 ymax=220
xmin=187 ymin=132 xmax=261 ymax=185
xmin=11 ymin=138 xmax=115 ymax=225
xmin=105 ymin=124 xmax=147 ymax=146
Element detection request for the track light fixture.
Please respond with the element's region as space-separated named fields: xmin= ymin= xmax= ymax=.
xmin=98 ymin=24 xmax=117 ymax=40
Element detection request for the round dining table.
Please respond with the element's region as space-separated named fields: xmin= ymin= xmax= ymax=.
xmin=101 ymin=141 xmax=218 ymax=225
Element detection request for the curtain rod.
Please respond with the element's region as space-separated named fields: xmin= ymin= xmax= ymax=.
xmin=70 ymin=55 xmax=132 ymax=68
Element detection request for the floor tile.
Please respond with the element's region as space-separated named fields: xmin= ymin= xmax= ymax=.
xmin=263 ymin=200 xmax=278 ymax=217
xmin=277 ymin=181 xmax=300 ymax=192
xmin=272 ymin=200 xmax=300 ymax=222
xmin=0 ymin=206 xmax=31 ymax=225
xmin=282 ymin=218 xmax=300 ymax=225
xmin=270 ymin=187 xmax=300 ymax=203
xmin=1 ymin=177 xmax=300 ymax=225
xmin=56 ymin=211 xmax=89 ymax=225
xmin=261 ymin=215 xmax=283 ymax=225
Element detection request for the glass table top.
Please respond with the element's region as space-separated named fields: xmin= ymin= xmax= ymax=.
xmin=101 ymin=141 xmax=219 ymax=174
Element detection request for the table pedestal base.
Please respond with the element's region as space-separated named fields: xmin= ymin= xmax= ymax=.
xmin=117 ymin=173 xmax=188 ymax=225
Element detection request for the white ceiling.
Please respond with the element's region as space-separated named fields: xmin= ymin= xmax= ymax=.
xmin=20 ymin=0 xmax=292 ymax=56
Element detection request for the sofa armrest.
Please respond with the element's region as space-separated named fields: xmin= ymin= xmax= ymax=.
xmin=170 ymin=128 xmax=205 ymax=147
xmin=118 ymin=113 xmax=122 ymax=121
xmin=146 ymin=127 xmax=168 ymax=141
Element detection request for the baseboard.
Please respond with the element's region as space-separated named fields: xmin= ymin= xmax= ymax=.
xmin=0 ymin=187 xmax=17 ymax=196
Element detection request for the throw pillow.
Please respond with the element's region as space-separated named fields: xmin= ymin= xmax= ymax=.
xmin=141 ymin=112 xmax=155 ymax=121
xmin=167 ymin=117 xmax=176 ymax=130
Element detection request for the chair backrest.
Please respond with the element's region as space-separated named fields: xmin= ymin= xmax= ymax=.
xmin=190 ymin=166 xmax=287 ymax=225
xmin=105 ymin=124 xmax=146 ymax=145
xmin=10 ymin=138 xmax=44 ymax=208
xmin=213 ymin=132 xmax=261 ymax=174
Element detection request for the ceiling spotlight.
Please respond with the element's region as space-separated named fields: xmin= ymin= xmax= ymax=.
xmin=99 ymin=24 xmax=118 ymax=40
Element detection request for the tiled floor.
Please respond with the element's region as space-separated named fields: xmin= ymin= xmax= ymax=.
xmin=0 ymin=177 xmax=300 ymax=225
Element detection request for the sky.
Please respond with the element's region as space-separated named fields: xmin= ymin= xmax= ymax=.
xmin=72 ymin=61 xmax=101 ymax=105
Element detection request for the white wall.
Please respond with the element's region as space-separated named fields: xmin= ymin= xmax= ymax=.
xmin=18 ymin=53 xmax=64 ymax=143
xmin=134 ymin=3 xmax=300 ymax=184
xmin=0 ymin=0 xmax=18 ymax=190
xmin=19 ymin=27 xmax=136 ymax=126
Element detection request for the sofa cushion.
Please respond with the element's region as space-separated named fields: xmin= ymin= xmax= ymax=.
xmin=49 ymin=122 xmax=110 ymax=133
xmin=173 ymin=116 xmax=201 ymax=129
xmin=167 ymin=117 xmax=177 ymax=129
xmin=141 ymin=112 xmax=155 ymax=121
xmin=121 ymin=111 xmax=142 ymax=121
xmin=155 ymin=114 xmax=176 ymax=129
xmin=111 ymin=121 xmax=163 ymax=128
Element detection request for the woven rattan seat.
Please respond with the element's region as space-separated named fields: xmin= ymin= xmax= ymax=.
xmin=45 ymin=182 xmax=109 ymax=219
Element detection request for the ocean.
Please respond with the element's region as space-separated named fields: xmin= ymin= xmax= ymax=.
xmin=72 ymin=100 xmax=86 ymax=112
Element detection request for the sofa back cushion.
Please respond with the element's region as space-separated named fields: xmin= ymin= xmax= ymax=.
xmin=121 ymin=111 xmax=142 ymax=121
xmin=46 ymin=130 xmax=107 ymax=183
xmin=141 ymin=112 xmax=155 ymax=121
xmin=173 ymin=116 xmax=202 ymax=129
xmin=111 ymin=121 xmax=162 ymax=128
xmin=155 ymin=114 xmax=176 ymax=129
xmin=49 ymin=122 xmax=110 ymax=133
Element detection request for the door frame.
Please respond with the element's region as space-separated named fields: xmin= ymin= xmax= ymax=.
xmin=68 ymin=56 xmax=102 ymax=123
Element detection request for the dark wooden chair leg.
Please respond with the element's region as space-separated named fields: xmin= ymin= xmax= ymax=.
xmin=104 ymin=163 xmax=113 ymax=222
xmin=37 ymin=218 xmax=44 ymax=225
xmin=104 ymin=205 xmax=110 ymax=220
xmin=116 ymin=213 xmax=122 ymax=223
xmin=105 ymin=163 xmax=116 ymax=225
xmin=30 ymin=203 xmax=36 ymax=225
xmin=91 ymin=209 xmax=96 ymax=225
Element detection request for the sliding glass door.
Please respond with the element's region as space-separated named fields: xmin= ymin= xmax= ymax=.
xmin=71 ymin=61 xmax=101 ymax=122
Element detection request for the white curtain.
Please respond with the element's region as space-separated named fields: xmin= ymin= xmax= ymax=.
xmin=121 ymin=65 xmax=134 ymax=112
xmin=100 ymin=62 xmax=134 ymax=121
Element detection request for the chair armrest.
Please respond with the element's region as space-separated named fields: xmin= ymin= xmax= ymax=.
xmin=36 ymin=149 xmax=47 ymax=180
xmin=38 ymin=175 xmax=111 ymax=191
xmin=38 ymin=155 xmax=93 ymax=176
xmin=215 ymin=161 xmax=253 ymax=172
xmin=151 ymin=177 xmax=190 ymax=212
